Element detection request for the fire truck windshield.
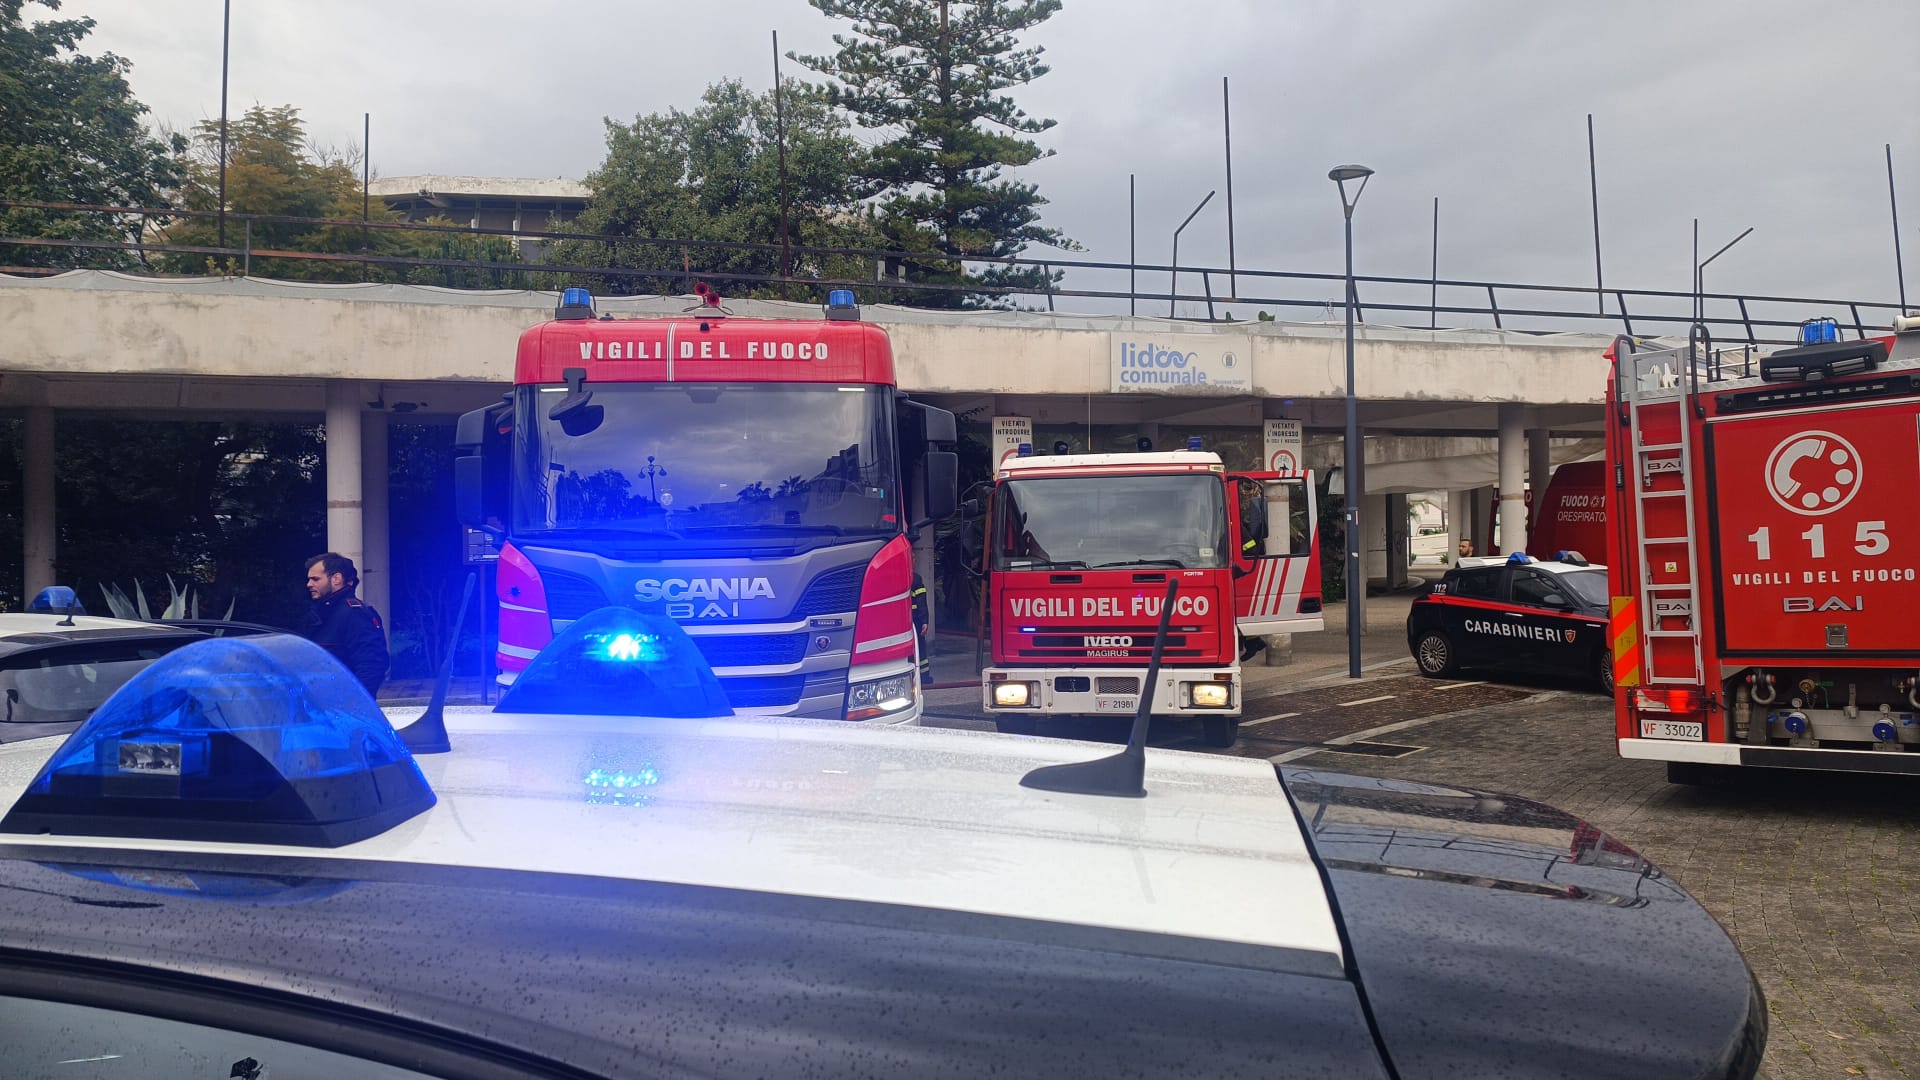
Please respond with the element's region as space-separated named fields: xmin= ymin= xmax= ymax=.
xmin=992 ymin=474 xmax=1228 ymax=571
xmin=512 ymin=383 xmax=899 ymax=542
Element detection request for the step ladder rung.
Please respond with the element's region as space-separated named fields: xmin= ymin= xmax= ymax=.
xmin=1641 ymin=536 xmax=1693 ymax=545
xmin=1644 ymin=630 xmax=1700 ymax=638
xmin=1638 ymin=442 xmax=1683 ymax=453
xmin=1638 ymin=489 xmax=1690 ymax=498
xmin=1644 ymin=584 xmax=1697 ymax=592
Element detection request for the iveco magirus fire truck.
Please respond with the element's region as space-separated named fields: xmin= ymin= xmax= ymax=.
xmin=981 ymin=443 xmax=1321 ymax=747
xmin=1608 ymin=313 xmax=1920 ymax=780
xmin=454 ymin=287 xmax=957 ymax=724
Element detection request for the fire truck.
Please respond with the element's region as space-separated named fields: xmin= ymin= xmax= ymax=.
xmin=453 ymin=287 xmax=957 ymax=724
xmin=980 ymin=443 xmax=1322 ymax=747
xmin=1607 ymin=314 xmax=1920 ymax=779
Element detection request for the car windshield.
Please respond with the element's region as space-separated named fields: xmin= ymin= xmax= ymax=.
xmin=992 ymin=473 xmax=1227 ymax=570
xmin=0 ymin=637 xmax=204 ymax=741
xmin=513 ymin=383 xmax=900 ymax=540
xmin=1558 ymin=568 xmax=1609 ymax=607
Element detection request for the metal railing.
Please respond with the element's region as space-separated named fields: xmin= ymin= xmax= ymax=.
xmin=1 ymin=199 xmax=1905 ymax=346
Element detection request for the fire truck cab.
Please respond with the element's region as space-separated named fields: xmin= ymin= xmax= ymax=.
xmin=981 ymin=444 xmax=1321 ymax=747
xmin=1608 ymin=314 xmax=1920 ymax=779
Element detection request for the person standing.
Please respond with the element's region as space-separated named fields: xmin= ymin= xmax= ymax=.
xmin=303 ymin=552 xmax=389 ymax=697
xmin=911 ymin=571 xmax=932 ymax=685
xmin=1457 ymin=538 xmax=1476 ymax=560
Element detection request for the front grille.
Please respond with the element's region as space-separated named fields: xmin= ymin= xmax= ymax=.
xmin=791 ymin=565 xmax=864 ymax=618
xmin=1097 ymin=677 xmax=1141 ymax=695
xmin=721 ymin=674 xmax=809 ymax=709
xmin=693 ymin=632 xmax=810 ymax=668
xmin=542 ymin=570 xmax=611 ymax=620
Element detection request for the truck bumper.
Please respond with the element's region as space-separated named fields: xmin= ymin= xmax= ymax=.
xmin=982 ymin=666 xmax=1241 ymax=718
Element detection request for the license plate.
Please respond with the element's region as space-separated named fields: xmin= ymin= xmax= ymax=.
xmin=1095 ymin=697 xmax=1138 ymax=713
xmin=1639 ymin=719 xmax=1703 ymax=741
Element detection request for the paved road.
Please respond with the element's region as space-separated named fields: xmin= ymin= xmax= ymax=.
xmin=938 ymin=671 xmax=1920 ymax=1080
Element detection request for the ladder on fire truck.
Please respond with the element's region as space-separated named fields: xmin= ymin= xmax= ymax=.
xmin=1615 ymin=329 xmax=1708 ymax=686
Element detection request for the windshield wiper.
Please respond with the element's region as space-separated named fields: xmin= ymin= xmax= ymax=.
xmin=1092 ymin=558 xmax=1187 ymax=569
xmin=684 ymin=524 xmax=854 ymax=536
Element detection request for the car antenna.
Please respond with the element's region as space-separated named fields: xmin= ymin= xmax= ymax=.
xmin=1019 ymin=577 xmax=1179 ymax=799
xmin=56 ymin=598 xmax=77 ymax=627
xmin=397 ymin=571 xmax=476 ymax=755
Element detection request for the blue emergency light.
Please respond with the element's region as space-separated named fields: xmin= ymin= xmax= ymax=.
xmin=556 ymin=287 xmax=596 ymax=321
xmin=494 ymin=606 xmax=730 ymax=718
xmin=1186 ymin=436 xmax=1204 ymax=451
xmin=1506 ymin=551 xmax=1533 ymax=565
xmin=1800 ymin=317 xmax=1840 ymax=345
xmin=27 ymin=585 xmax=82 ymax=614
xmin=1017 ymin=442 xmax=1033 ymax=457
xmin=825 ymin=289 xmax=860 ymax=321
xmin=0 ymin=635 xmax=435 ymax=848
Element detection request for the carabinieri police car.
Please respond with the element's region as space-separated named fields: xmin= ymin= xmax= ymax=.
xmin=0 ymin=605 xmax=1759 ymax=1077
xmin=1408 ymin=552 xmax=1615 ymax=691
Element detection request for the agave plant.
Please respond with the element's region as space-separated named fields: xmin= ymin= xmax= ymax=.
xmin=98 ymin=577 xmax=236 ymax=622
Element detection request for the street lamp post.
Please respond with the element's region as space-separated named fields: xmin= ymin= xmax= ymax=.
xmin=1695 ymin=224 xmax=1754 ymax=325
xmin=1329 ymin=164 xmax=1373 ymax=680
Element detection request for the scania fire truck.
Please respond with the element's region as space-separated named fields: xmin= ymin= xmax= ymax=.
xmin=1608 ymin=314 xmax=1920 ymax=779
xmin=454 ymin=287 xmax=957 ymax=724
xmin=981 ymin=444 xmax=1321 ymax=747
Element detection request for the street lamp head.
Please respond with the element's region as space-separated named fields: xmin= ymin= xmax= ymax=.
xmin=1328 ymin=165 xmax=1374 ymax=182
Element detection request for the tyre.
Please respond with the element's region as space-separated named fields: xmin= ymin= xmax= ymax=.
xmin=995 ymin=715 xmax=1037 ymax=737
xmin=1201 ymin=715 xmax=1238 ymax=748
xmin=1595 ymin=651 xmax=1615 ymax=695
xmin=1414 ymin=631 xmax=1457 ymax=677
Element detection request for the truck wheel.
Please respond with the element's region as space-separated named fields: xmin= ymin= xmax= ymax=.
xmin=995 ymin=716 xmax=1037 ymax=737
xmin=1414 ymin=631 xmax=1457 ymax=677
xmin=1595 ymin=651 xmax=1615 ymax=695
xmin=1201 ymin=715 xmax=1238 ymax=748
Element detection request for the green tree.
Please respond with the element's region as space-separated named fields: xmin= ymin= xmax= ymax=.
xmin=159 ymin=104 xmax=518 ymax=286
xmin=555 ymin=78 xmax=878 ymax=299
xmin=794 ymin=0 xmax=1074 ymax=307
xmin=0 ymin=0 xmax=184 ymax=270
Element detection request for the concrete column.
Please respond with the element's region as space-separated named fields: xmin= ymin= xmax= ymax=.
xmin=1385 ymin=492 xmax=1409 ymax=589
xmin=1447 ymin=489 xmax=1470 ymax=562
xmin=1528 ymin=428 xmax=1552 ymax=535
xmin=360 ymin=409 xmax=390 ymax=623
xmin=324 ymin=381 xmax=364 ymax=575
xmin=1472 ymin=487 xmax=1495 ymax=554
xmin=22 ymin=405 xmax=55 ymax=599
xmin=1497 ymin=403 xmax=1527 ymax=556
xmin=1362 ymin=490 xmax=1388 ymax=598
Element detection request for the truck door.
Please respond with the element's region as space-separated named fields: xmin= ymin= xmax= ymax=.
xmin=1230 ymin=472 xmax=1324 ymax=634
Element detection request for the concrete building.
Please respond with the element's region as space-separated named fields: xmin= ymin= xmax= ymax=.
xmin=367 ymin=176 xmax=591 ymax=262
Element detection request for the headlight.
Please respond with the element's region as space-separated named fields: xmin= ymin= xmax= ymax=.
xmin=1185 ymin=681 xmax=1232 ymax=708
xmin=846 ymin=673 xmax=916 ymax=722
xmin=992 ymin=682 xmax=1035 ymax=707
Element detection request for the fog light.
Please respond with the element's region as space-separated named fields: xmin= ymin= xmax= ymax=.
xmin=993 ymin=682 xmax=1034 ymax=707
xmin=1186 ymin=682 xmax=1231 ymax=708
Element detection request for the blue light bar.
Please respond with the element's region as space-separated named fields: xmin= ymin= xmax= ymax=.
xmin=1017 ymin=442 xmax=1033 ymax=457
xmin=1800 ymin=317 xmax=1839 ymax=345
xmin=0 ymin=635 xmax=434 ymax=847
xmin=825 ymin=289 xmax=860 ymax=321
xmin=1186 ymin=436 xmax=1204 ymax=451
xmin=495 ymin=606 xmax=730 ymax=718
xmin=27 ymin=585 xmax=81 ymax=614
xmin=1506 ymin=551 xmax=1533 ymax=564
xmin=556 ymin=287 xmax=596 ymax=321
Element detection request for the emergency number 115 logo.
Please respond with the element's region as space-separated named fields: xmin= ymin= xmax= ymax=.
xmin=1745 ymin=430 xmax=1889 ymax=560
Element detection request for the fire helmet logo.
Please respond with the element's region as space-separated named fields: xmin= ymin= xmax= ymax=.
xmin=1764 ymin=431 xmax=1862 ymax=516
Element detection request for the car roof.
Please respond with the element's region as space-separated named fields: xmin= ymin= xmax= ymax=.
xmin=0 ymin=612 xmax=205 ymax=659
xmin=0 ymin=710 xmax=1347 ymax=979
xmin=1450 ymin=556 xmax=1606 ymax=575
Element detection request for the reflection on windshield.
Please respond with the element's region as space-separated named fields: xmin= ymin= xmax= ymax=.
xmin=0 ymin=644 xmax=185 ymax=734
xmin=993 ymin=474 xmax=1227 ymax=570
xmin=1561 ymin=570 xmax=1610 ymax=607
xmin=515 ymin=384 xmax=899 ymax=538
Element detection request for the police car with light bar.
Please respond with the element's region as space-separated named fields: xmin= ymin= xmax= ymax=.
xmin=0 ymin=601 xmax=1761 ymax=1077
xmin=1408 ymin=551 xmax=1615 ymax=691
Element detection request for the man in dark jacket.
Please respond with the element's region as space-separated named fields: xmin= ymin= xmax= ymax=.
xmin=303 ymin=552 xmax=389 ymax=697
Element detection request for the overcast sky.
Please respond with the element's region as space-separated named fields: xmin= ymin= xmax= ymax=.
xmin=42 ymin=0 xmax=1920 ymax=328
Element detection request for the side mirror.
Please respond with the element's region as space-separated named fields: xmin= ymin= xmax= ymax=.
xmin=922 ymin=451 xmax=958 ymax=522
xmin=454 ymin=455 xmax=488 ymax=529
xmin=1540 ymin=593 xmax=1571 ymax=608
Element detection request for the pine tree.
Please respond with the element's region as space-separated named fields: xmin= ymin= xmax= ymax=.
xmin=794 ymin=0 xmax=1074 ymax=307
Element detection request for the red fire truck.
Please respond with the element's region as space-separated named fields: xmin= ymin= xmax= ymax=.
xmin=454 ymin=287 xmax=957 ymax=724
xmin=1607 ymin=314 xmax=1920 ymax=779
xmin=980 ymin=444 xmax=1322 ymax=747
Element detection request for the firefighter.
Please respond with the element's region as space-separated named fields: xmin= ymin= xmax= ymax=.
xmin=303 ymin=552 xmax=390 ymax=697
xmin=911 ymin=571 xmax=932 ymax=685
